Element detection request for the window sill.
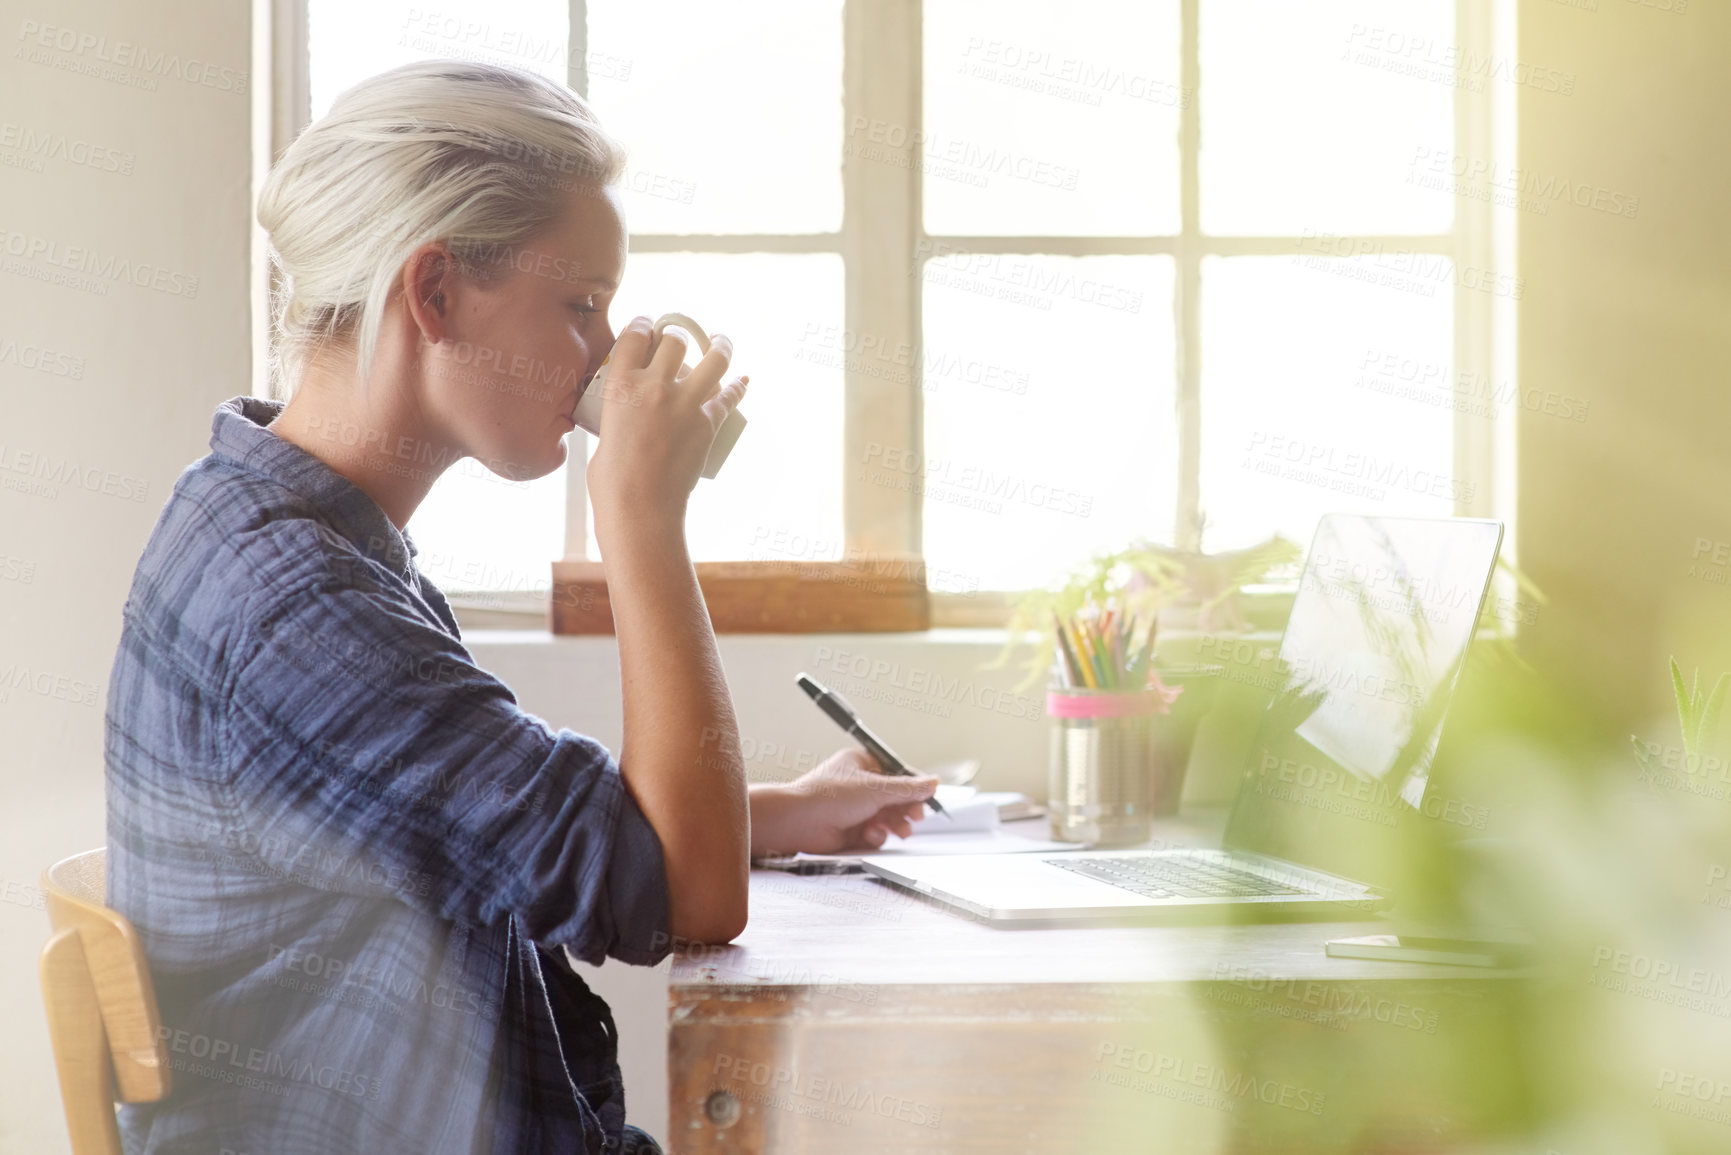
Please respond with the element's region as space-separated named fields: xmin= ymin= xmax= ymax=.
xmin=449 ymin=586 xmax=1300 ymax=637
xmin=460 ymin=624 xmax=1288 ymax=653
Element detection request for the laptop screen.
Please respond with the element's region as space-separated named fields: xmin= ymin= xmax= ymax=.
xmin=1221 ymin=515 xmax=1503 ymax=889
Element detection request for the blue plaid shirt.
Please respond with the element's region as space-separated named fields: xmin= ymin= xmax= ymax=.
xmin=105 ymin=396 xmax=671 ymax=1154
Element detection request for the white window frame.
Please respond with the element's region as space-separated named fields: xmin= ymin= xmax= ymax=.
xmin=262 ymin=0 xmax=1506 ymax=625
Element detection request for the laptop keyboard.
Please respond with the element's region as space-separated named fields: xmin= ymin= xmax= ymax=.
xmin=1043 ymin=853 xmax=1314 ymax=899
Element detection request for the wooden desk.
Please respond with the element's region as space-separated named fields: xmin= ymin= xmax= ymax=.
xmin=668 ymin=821 xmax=1530 ymax=1154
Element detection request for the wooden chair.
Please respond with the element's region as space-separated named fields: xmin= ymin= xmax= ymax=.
xmin=39 ymin=848 xmax=172 ymax=1155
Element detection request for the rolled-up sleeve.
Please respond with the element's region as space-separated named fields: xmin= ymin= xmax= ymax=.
xmin=598 ymin=789 xmax=673 ymax=965
xmin=222 ymin=561 xmax=671 ymax=966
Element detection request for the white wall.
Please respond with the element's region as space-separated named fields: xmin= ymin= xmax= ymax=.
xmin=1517 ymin=0 xmax=1731 ymax=732
xmin=0 ymin=1 xmax=252 ymax=1150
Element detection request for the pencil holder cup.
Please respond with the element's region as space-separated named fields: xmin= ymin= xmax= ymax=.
xmin=1047 ymin=689 xmax=1167 ymax=847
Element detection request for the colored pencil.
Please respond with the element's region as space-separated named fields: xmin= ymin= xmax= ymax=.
xmin=1054 ymin=601 xmax=1167 ymax=692
xmin=1064 ymin=616 xmax=1096 ymax=689
xmin=1052 ymin=612 xmax=1086 ymax=687
xmin=1132 ymin=618 xmax=1158 ymax=687
xmin=1082 ymin=619 xmax=1110 ymax=688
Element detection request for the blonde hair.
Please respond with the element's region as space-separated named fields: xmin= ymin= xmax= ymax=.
xmin=258 ymin=59 xmax=626 ymax=389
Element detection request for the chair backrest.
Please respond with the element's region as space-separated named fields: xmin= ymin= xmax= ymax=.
xmin=39 ymin=848 xmax=171 ymax=1155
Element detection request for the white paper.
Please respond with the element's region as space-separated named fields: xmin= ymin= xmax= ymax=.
xmin=796 ymin=816 xmax=1075 ymax=861
xmin=871 ymin=826 xmax=1077 ymax=855
xmin=903 ymin=785 xmax=997 ymax=835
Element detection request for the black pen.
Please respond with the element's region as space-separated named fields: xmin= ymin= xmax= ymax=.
xmin=795 ymin=673 xmax=947 ymax=816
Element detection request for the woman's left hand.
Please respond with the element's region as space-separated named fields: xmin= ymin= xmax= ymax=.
xmin=748 ymin=750 xmax=941 ymax=857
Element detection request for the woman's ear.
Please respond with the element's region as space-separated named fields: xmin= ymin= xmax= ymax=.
xmin=402 ymin=243 xmax=452 ymax=346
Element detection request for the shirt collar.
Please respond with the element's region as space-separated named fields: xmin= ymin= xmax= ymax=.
xmin=209 ymin=396 xmax=418 ymax=577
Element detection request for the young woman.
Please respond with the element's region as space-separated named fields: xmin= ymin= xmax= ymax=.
xmin=106 ymin=59 xmax=935 ymax=1154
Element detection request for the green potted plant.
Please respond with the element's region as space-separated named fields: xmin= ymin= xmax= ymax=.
xmin=1631 ymin=658 xmax=1729 ymax=785
xmin=992 ymin=534 xmax=1302 ymax=814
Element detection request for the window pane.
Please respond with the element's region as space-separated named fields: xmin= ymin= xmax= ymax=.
xmin=409 ymin=464 xmax=567 ymax=600
xmin=588 ymin=253 xmax=845 ymax=561
xmin=587 ymin=0 xmax=843 ymax=234
xmin=921 ymin=255 xmax=1176 ymax=592
xmin=309 ymin=1 xmax=570 ymax=117
xmin=1198 ymin=255 xmax=1456 ymax=553
xmin=923 ymin=0 xmax=1181 ymax=236
xmin=309 ymin=0 xmax=571 ymax=595
xmin=1200 ymin=0 xmax=1455 ymax=235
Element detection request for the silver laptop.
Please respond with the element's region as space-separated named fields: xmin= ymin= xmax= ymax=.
xmin=861 ymin=514 xmax=1505 ymax=925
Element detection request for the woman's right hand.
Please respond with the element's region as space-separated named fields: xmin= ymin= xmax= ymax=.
xmin=585 ymin=315 xmax=748 ymax=538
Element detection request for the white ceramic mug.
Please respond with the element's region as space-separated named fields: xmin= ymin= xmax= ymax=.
xmin=571 ymin=312 xmax=748 ymax=480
